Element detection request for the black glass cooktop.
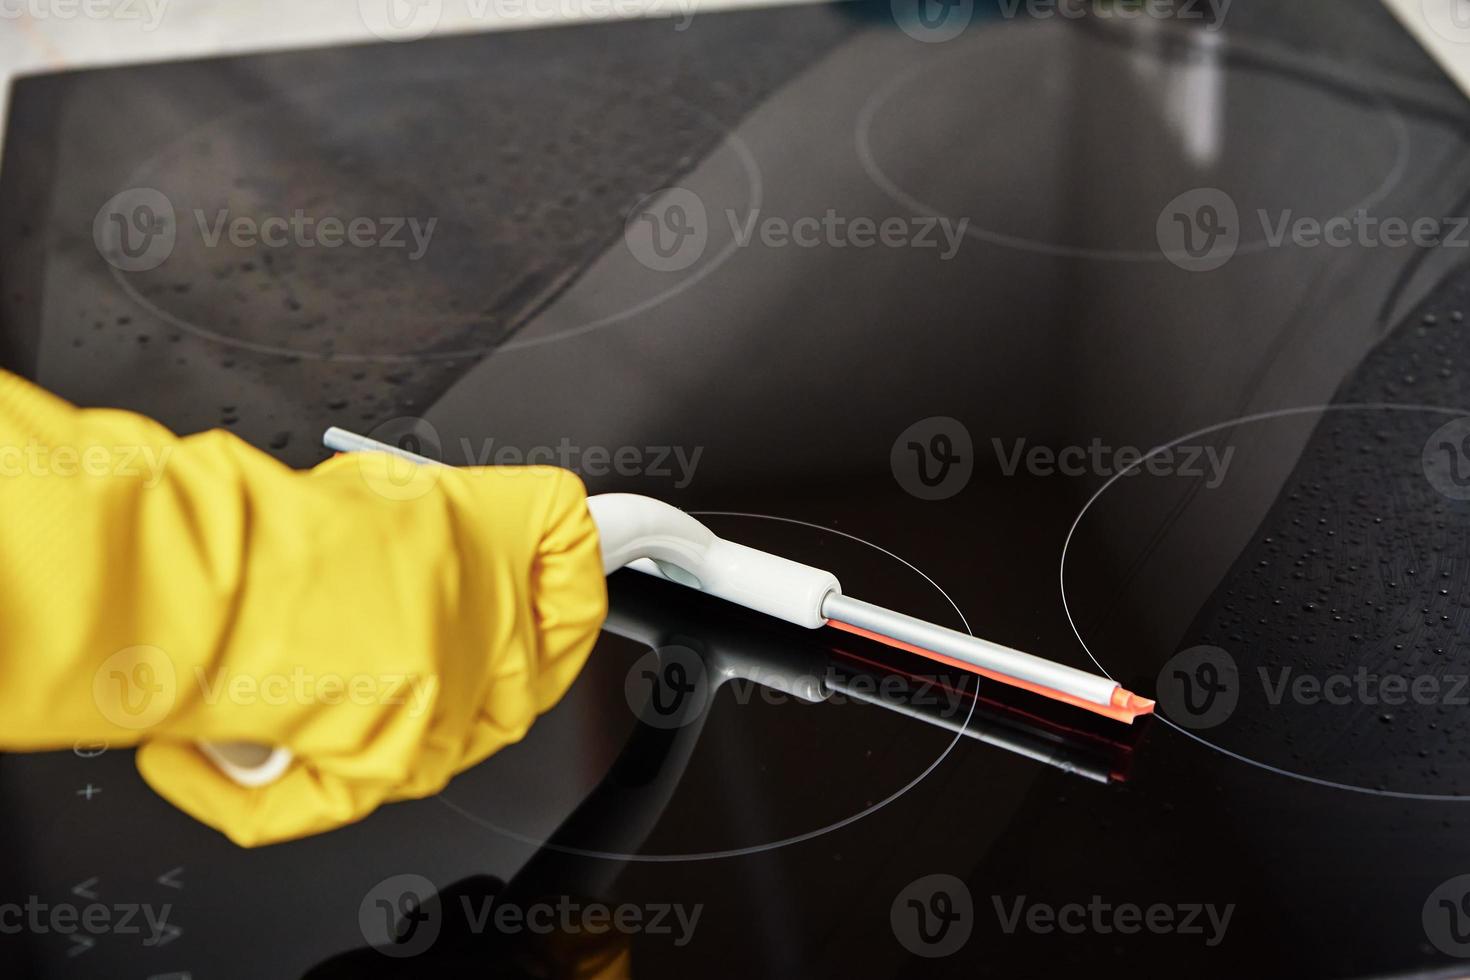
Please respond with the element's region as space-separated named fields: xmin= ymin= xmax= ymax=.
xmin=4 ymin=1 xmax=1470 ymax=976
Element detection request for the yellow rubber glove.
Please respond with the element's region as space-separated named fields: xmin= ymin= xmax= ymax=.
xmin=0 ymin=369 xmax=608 ymax=846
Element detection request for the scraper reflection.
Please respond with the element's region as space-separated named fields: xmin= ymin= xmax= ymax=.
xmin=307 ymin=572 xmax=1140 ymax=974
xmin=605 ymin=572 xmax=1138 ymax=791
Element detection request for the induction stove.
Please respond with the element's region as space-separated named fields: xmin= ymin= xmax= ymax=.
xmin=3 ymin=1 xmax=1470 ymax=976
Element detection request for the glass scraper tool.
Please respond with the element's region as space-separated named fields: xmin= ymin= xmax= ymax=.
xmin=200 ymin=427 xmax=1153 ymax=788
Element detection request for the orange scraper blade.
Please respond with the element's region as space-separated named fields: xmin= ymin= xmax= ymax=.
xmin=825 ymin=620 xmax=1155 ymax=725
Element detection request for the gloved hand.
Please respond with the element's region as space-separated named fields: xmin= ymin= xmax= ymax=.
xmin=0 ymin=370 xmax=608 ymax=846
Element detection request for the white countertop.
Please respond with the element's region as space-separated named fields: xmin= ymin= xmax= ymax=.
xmin=0 ymin=0 xmax=800 ymax=158
xmin=0 ymin=2 xmax=1460 ymax=164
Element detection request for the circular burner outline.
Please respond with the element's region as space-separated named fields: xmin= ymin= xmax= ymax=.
xmin=854 ymin=28 xmax=1411 ymax=263
xmin=1060 ymin=401 xmax=1470 ymax=801
xmin=105 ymin=70 xmax=761 ymax=363
xmin=439 ymin=511 xmax=980 ymax=862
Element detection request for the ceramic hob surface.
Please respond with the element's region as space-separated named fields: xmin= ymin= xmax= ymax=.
xmin=3 ymin=1 xmax=1470 ymax=977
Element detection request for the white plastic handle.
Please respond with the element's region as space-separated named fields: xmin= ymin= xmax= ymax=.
xmin=588 ymin=494 xmax=841 ymax=629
